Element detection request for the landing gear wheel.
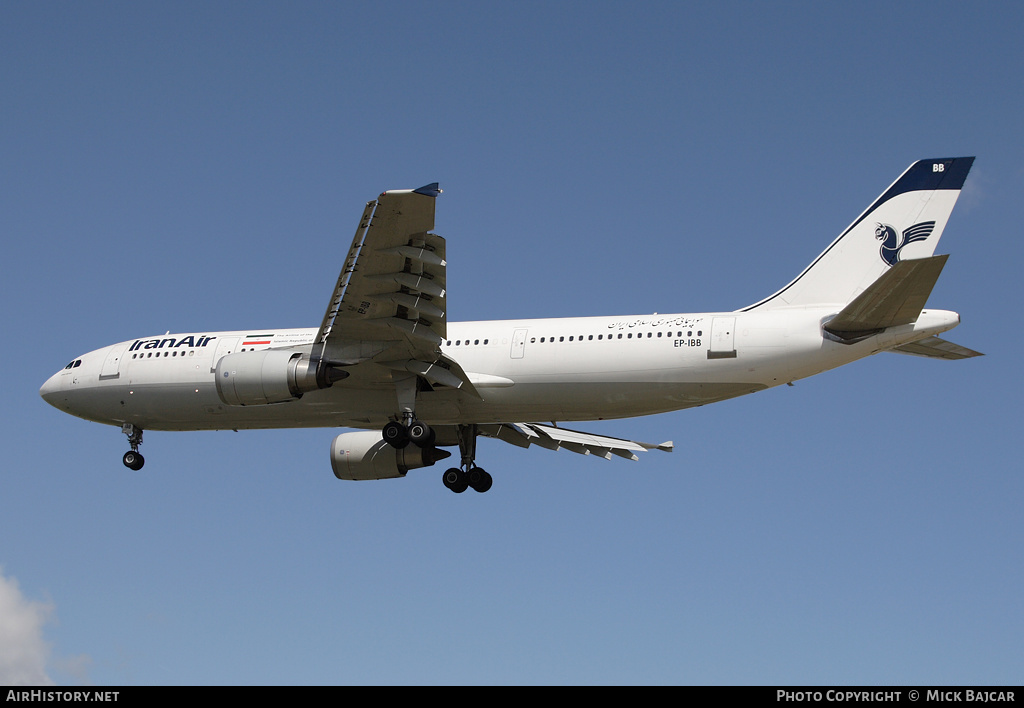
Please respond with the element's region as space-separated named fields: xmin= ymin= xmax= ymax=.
xmin=382 ymin=421 xmax=410 ymax=449
xmin=123 ymin=451 xmax=145 ymax=471
xmin=468 ymin=468 xmax=492 ymax=493
xmin=442 ymin=467 xmax=469 ymax=493
xmin=121 ymin=423 xmax=145 ymax=470
xmin=408 ymin=420 xmax=435 ymax=447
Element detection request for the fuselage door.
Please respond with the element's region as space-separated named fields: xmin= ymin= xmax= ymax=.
xmin=511 ymin=328 xmax=528 ymax=359
xmin=212 ymin=337 xmax=240 ymax=370
xmin=99 ymin=342 xmax=129 ymax=379
xmin=708 ymin=317 xmax=737 ymax=359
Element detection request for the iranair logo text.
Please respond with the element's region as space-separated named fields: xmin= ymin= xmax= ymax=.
xmin=874 ymin=220 xmax=936 ymax=267
xmin=128 ymin=335 xmax=217 ymax=352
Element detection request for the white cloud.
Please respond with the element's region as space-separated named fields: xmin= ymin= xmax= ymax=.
xmin=0 ymin=567 xmax=55 ymax=686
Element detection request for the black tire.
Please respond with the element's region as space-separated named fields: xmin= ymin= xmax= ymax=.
xmin=123 ymin=451 xmax=145 ymax=471
xmin=408 ymin=420 xmax=435 ymax=447
xmin=442 ymin=467 xmax=468 ymax=493
xmin=469 ymin=468 xmax=492 ymax=493
xmin=382 ymin=421 xmax=410 ymax=449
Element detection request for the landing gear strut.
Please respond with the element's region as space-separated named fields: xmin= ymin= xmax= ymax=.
xmin=122 ymin=423 xmax=145 ymax=470
xmin=381 ymin=377 xmax=487 ymax=493
xmin=381 ymin=375 xmax=436 ymax=449
xmin=442 ymin=424 xmax=491 ymax=494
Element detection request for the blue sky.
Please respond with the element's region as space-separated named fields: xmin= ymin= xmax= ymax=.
xmin=2 ymin=1 xmax=1021 ymax=685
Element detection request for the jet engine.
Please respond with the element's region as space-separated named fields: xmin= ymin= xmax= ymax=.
xmin=331 ymin=430 xmax=451 ymax=481
xmin=215 ymin=350 xmax=347 ymax=406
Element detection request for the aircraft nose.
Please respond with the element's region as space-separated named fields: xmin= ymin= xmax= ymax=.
xmin=39 ymin=372 xmax=63 ymax=407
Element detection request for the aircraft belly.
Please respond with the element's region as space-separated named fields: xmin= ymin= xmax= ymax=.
xmin=448 ymin=380 xmax=767 ymax=423
xmin=128 ymin=384 xmax=397 ymax=431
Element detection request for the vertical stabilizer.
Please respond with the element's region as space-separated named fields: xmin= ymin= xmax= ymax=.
xmin=742 ymin=157 xmax=974 ymax=311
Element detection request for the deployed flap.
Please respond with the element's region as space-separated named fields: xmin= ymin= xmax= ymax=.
xmin=317 ymin=184 xmax=446 ymax=361
xmin=377 ymin=354 xmax=482 ymax=399
xmin=478 ymin=423 xmax=673 ymax=461
xmin=890 ymin=336 xmax=983 ymax=360
xmin=824 ymin=255 xmax=948 ymax=340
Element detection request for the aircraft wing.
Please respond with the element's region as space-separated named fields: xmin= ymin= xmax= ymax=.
xmin=317 ymin=184 xmax=447 ymax=358
xmin=478 ymin=423 xmax=673 ymax=460
xmin=313 ymin=184 xmax=480 ymax=393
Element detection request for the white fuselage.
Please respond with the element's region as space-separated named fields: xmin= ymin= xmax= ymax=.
xmin=39 ymin=307 xmax=960 ymax=432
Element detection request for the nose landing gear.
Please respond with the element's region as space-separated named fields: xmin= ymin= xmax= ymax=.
xmin=121 ymin=423 xmax=145 ymax=470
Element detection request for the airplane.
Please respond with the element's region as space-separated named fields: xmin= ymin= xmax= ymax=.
xmin=40 ymin=158 xmax=982 ymax=494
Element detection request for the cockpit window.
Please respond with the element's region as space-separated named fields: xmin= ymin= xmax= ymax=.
xmin=63 ymin=360 xmax=82 ymax=370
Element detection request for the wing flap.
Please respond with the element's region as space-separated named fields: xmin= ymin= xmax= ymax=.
xmin=378 ymin=355 xmax=482 ymax=398
xmin=478 ymin=423 xmax=673 ymax=461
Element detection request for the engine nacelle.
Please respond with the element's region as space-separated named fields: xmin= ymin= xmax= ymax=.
xmin=215 ymin=350 xmax=346 ymax=406
xmin=331 ymin=430 xmax=451 ymax=481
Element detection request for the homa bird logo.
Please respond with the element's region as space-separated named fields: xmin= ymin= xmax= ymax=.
xmin=875 ymin=220 xmax=936 ymax=266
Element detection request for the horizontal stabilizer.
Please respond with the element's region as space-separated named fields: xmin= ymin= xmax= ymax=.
xmin=478 ymin=423 xmax=672 ymax=461
xmin=824 ymin=255 xmax=948 ymax=341
xmin=890 ymin=336 xmax=983 ymax=360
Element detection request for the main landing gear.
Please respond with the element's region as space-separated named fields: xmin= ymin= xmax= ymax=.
xmin=442 ymin=466 xmax=492 ymax=494
xmin=382 ymin=378 xmax=491 ymax=493
xmin=381 ymin=416 xmax=435 ymax=448
xmin=442 ymin=424 xmax=491 ymax=494
xmin=121 ymin=423 xmax=145 ymax=470
xmin=381 ymin=419 xmax=491 ymax=494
